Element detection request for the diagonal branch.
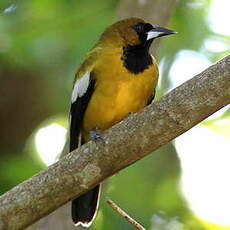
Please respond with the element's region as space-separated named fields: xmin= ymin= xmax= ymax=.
xmin=0 ymin=55 xmax=229 ymax=230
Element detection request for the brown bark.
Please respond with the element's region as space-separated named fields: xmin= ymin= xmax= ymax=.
xmin=0 ymin=55 xmax=229 ymax=230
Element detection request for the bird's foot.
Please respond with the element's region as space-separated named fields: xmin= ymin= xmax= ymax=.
xmin=128 ymin=112 xmax=134 ymax=116
xmin=89 ymin=127 xmax=104 ymax=142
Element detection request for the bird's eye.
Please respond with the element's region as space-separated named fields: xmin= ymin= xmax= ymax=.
xmin=144 ymin=23 xmax=154 ymax=32
xmin=133 ymin=22 xmax=154 ymax=34
xmin=133 ymin=23 xmax=145 ymax=33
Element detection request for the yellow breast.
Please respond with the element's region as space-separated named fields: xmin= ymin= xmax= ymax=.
xmin=82 ymin=49 xmax=158 ymax=141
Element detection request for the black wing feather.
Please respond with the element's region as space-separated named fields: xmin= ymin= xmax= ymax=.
xmin=69 ymin=74 xmax=95 ymax=152
xmin=69 ymin=73 xmax=100 ymax=227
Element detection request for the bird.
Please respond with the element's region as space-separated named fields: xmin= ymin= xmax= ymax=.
xmin=69 ymin=17 xmax=176 ymax=227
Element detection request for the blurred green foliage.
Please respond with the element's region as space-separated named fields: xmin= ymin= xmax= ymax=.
xmin=0 ymin=0 xmax=229 ymax=229
xmin=0 ymin=0 xmax=117 ymax=193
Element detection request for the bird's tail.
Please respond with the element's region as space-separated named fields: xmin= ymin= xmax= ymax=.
xmin=72 ymin=184 xmax=101 ymax=227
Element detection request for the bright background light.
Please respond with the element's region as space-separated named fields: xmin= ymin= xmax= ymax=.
xmin=204 ymin=38 xmax=229 ymax=53
xmin=175 ymin=119 xmax=230 ymax=226
xmin=167 ymin=0 xmax=230 ymax=226
xmin=151 ymin=211 xmax=184 ymax=230
xmin=208 ymin=0 xmax=230 ymax=35
xmin=168 ymin=50 xmax=211 ymax=90
xmin=35 ymin=123 xmax=67 ymax=166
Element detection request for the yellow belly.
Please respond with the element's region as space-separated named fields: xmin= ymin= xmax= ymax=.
xmin=82 ymin=53 xmax=158 ymax=141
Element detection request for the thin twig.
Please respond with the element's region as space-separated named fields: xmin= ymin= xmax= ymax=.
xmin=106 ymin=199 xmax=146 ymax=230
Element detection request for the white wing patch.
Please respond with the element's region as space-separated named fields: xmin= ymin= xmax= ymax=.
xmin=71 ymin=72 xmax=90 ymax=103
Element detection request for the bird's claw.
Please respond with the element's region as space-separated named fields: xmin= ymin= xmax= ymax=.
xmin=89 ymin=128 xmax=104 ymax=142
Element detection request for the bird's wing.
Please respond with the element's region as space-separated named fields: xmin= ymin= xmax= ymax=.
xmin=69 ymin=71 xmax=95 ymax=152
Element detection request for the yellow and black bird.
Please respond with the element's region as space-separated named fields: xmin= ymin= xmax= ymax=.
xmin=69 ymin=17 xmax=176 ymax=227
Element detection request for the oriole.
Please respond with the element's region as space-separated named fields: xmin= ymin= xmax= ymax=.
xmin=69 ymin=17 xmax=176 ymax=227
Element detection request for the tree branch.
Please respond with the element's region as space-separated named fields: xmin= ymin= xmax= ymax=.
xmin=106 ymin=199 xmax=146 ymax=230
xmin=0 ymin=55 xmax=229 ymax=230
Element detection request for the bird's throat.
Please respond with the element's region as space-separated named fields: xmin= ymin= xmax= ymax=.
xmin=122 ymin=44 xmax=153 ymax=74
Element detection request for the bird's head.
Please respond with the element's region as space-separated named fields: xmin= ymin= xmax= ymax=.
xmin=100 ymin=17 xmax=176 ymax=49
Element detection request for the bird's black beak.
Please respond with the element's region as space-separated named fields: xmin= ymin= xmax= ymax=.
xmin=146 ymin=26 xmax=177 ymax=40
